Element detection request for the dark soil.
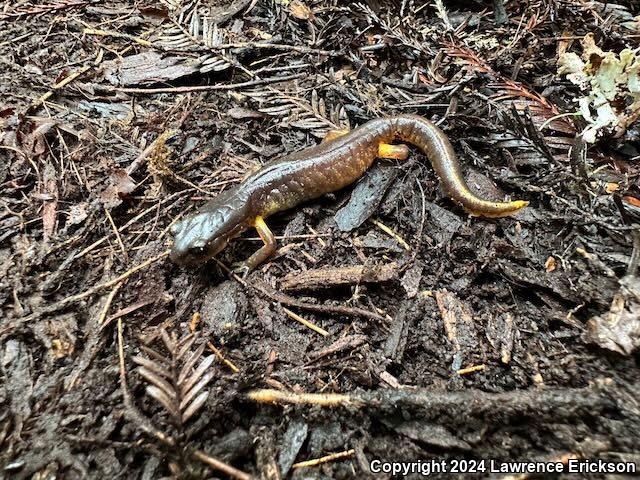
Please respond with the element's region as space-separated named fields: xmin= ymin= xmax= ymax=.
xmin=1 ymin=1 xmax=640 ymax=479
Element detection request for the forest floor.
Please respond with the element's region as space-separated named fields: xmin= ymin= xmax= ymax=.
xmin=1 ymin=0 xmax=640 ymax=478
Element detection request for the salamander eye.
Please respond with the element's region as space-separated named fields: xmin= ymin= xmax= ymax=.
xmin=190 ymin=240 xmax=206 ymax=253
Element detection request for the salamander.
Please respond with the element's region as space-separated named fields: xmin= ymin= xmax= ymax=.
xmin=170 ymin=114 xmax=528 ymax=269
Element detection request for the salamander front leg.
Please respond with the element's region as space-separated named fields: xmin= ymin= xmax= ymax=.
xmin=232 ymin=216 xmax=277 ymax=277
xmin=378 ymin=143 xmax=409 ymax=160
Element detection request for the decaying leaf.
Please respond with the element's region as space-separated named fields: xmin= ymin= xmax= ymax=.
xmin=587 ymin=276 xmax=640 ymax=355
xmin=99 ymin=168 xmax=137 ymax=208
xmin=289 ymin=0 xmax=313 ymax=20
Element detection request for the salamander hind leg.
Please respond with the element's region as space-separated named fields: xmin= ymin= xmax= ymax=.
xmin=378 ymin=143 xmax=409 ymax=160
xmin=232 ymin=216 xmax=277 ymax=277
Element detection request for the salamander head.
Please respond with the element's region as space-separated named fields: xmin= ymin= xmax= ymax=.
xmin=169 ymin=191 xmax=250 ymax=267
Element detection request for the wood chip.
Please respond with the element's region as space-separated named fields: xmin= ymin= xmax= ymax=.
xmin=280 ymin=263 xmax=398 ymax=291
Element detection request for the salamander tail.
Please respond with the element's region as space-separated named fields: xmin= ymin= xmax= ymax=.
xmin=463 ymin=199 xmax=529 ymax=218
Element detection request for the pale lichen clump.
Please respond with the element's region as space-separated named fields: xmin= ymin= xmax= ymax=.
xmin=558 ymin=33 xmax=640 ymax=143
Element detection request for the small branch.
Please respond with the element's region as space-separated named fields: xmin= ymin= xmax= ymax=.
xmin=283 ymin=307 xmax=329 ymax=336
xmin=247 ymin=389 xmax=355 ymax=407
xmin=192 ymin=450 xmax=253 ymax=480
xmin=292 ymin=449 xmax=356 ymax=469
xmin=252 ymin=279 xmax=387 ymax=322
xmin=248 ymin=385 xmax=615 ymax=418
xmin=31 ymin=65 xmax=91 ymax=109
xmin=104 ymin=74 xmax=305 ymax=95
xmin=280 ymin=263 xmax=398 ymax=292
xmin=214 ymin=259 xmax=388 ymax=322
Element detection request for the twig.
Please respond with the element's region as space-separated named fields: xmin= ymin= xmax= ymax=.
xmin=457 ymin=364 xmax=486 ymax=375
xmin=83 ymin=28 xmax=152 ymax=47
xmin=248 ymin=384 xmax=614 ymax=418
xmin=252 ymin=279 xmax=387 ymax=322
xmin=247 ymin=389 xmax=354 ymax=407
xmin=212 ymin=41 xmax=340 ymax=57
xmin=280 ymin=263 xmax=398 ymax=291
xmin=214 ymin=259 xmax=387 ymax=322
xmin=105 ymin=74 xmax=304 ymax=95
xmin=283 ymin=307 xmax=329 ymax=336
xmin=192 ymin=451 xmax=253 ymax=480
xmin=292 ymin=450 xmax=356 ymax=469
xmin=31 ymin=65 xmax=91 ymax=108
xmin=97 ymin=281 xmax=124 ymax=325
xmin=206 ymin=340 xmax=240 ymax=373
xmin=189 ymin=313 xmax=240 ymax=373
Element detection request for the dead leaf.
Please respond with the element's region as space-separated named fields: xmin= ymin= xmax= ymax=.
xmin=587 ymin=276 xmax=640 ymax=355
xmin=67 ymin=203 xmax=89 ymax=226
xmin=545 ymin=256 xmax=557 ymax=272
xmin=22 ymin=118 xmax=56 ymax=157
xmin=99 ymin=168 xmax=137 ymax=208
xmin=289 ymin=0 xmax=313 ymax=20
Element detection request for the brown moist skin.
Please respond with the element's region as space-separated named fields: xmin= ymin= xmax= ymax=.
xmin=170 ymin=114 xmax=528 ymax=267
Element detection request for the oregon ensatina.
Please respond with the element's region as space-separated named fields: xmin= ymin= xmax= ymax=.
xmin=170 ymin=114 xmax=528 ymax=269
